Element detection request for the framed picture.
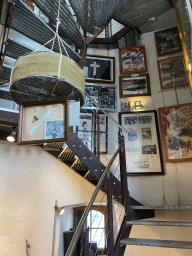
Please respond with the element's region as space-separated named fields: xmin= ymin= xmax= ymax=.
xmin=119 ymin=74 xmax=151 ymax=98
xmin=119 ymin=46 xmax=148 ymax=75
xmin=158 ymin=103 xmax=192 ymax=162
xmin=121 ymin=101 xmax=130 ymax=112
xmin=155 ymin=26 xmax=182 ymax=57
xmin=119 ymin=110 xmax=164 ymax=176
xmin=157 ymin=55 xmax=188 ymax=90
xmin=83 ymin=55 xmax=115 ymax=83
xmin=83 ymin=84 xmax=117 ymax=112
xmin=18 ymin=99 xmax=69 ymax=145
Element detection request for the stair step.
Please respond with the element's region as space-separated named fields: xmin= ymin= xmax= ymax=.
xmin=126 ymin=220 xmax=192 ymax=227
xmin=58 ymin=146 xmax=76 ymax=161
xmin=131 ymin=205 xmax=192 ymax=210
xmin=120 ymin=238 xmax=192 ymax=249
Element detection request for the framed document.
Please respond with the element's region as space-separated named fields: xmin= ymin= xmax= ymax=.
xmin=119 ymin=46 xmax=148 ymax=75
xmin=119 ymin=110 xmax=164 ymax=176
xmin=155 ymin=26 xmax=182 ymax=57
xmin=119 ymin=73 xmax=151 ymax=98
xmin=18 ymin=99 xmax=69 ymax=145
xmin=157 ymin=55 xmax=188 ymax=90
xmin=83 ymin=55 xmax=115 ymax=83
xmin=158 ymin=103 xmax=192 ymax=162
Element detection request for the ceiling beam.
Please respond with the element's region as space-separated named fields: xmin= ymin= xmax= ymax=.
xmin=113 ymin=18 xmax=142 ymax=35
xmin=167 ymin=0 xmax=174 ymax=8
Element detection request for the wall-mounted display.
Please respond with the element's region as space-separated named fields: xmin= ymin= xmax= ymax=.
xmin=158 ymin=103 xmax=192 ymax=162
xmin=157 ymin=55 xmax=188 ymax=90
xmin=83 ymin=84 xmax=116 ymax=112
xmin=83 ymin=55 xmax=115 ymax=83
xmin=119 ymin=74 xmax=151 ymax=98
xmin=119 ymin=46 xmax=148 ymax=75
xmin=119 ymin=110 xmax=164 ymax=176
xmin=18 ymin=100 xmax=69 ymax=145
xmin=155 ymin=26 xmax=182 ymax=57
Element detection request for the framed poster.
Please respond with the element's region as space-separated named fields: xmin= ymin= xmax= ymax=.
xmin=83 ymin=55 xmax=115 ymax=83
xmin=155 ymin=26 xmax=182 ymax=57
xmin=83 ymin=84 xmax=116 ymax=112
xmin=119 ymin=73 xmax=151 ymax=98
xmin=119 ymin=46 xmax=148 ymax=75
xmin=158 ymin=103 xmax=192 ymax=162
xmin=18 ymin=99 xmax=69 ymax=145
xmin=119 ymin=110 xmax=164 ymax=176
xmin=157 ymin=55 xmax=188 ymax=90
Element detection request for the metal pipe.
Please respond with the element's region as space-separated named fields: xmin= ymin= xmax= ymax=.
xmin=65 ymin=142 xmax=124 ymax=256
xmin=84 ymin=91 xmax=127 ymax=132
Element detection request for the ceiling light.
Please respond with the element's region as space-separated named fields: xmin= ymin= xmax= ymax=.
xmin=7 ymin=129 xmax=16 ymax=142
xmin=55 ymin=206 xmax=65 ymax=216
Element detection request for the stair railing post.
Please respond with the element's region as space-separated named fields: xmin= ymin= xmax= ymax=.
xmin=107 ymin=172 xmax=114 ymax=256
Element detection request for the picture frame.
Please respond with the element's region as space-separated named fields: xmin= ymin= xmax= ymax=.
xmin=119 ymin=73 xmax=151 ymax=98
xmin=157 ymin=55 xmax=188 ymax=90
xmin=155 ymin=26 xmax=182 ymax=57
xmin=83 ymin=55 xmax=115 ymax=83
xmin=119 ymin=45 xmax=148 ymax=75
xmin=18 ymin=99 xmax=69 ymax=145
xmin=83 ymin=84 xmax=117 ymax=112
xmin=158 ymin=103 xmax=192 ymax=162
xmin=119 ymin=110 xmax=164 ymax=176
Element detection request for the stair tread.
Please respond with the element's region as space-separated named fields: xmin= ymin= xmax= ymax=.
xmin=120 ymin=238 xmax=192 ymax=249
xmin=126 ymin=220 xmax=192 ymax=227
xmin=131 ymin=205 xmax=192 ymax=210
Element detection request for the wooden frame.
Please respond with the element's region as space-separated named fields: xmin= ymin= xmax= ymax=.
xmin=119 ymin=110 xmax=164 ymax=176
xmin=18 ymin=99 xmax=69 ymax=145
xmin=158 ymin=103 xmax=192 ymax=162
xmin=119 ymin=73 xmax=151 ymax=98
xmin=157 ymin=55 xmax=188 ymax=90
xmin=119 ymin=45 xmax=148 ymax=75
xmin=83 ymin=55 xmax=115 ymax=83
xmin=155 ymin=26 xmax=182 ymax=57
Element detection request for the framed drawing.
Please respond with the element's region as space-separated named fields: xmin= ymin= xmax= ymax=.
xmin=83 ymin=55 xmax=115 ymax=83
xmin=119 ymin=73 xmax=151 ymax=98
xmin=119 ymin=110 xmax=164 ymax=176
xmin=158 ymin=103 xmax=192 ymax=162
xmin=155 ymin=26 xmax=182 ymax=57
xmin=157 ymin=55 xmax=188 ymax=90
xmin=18 ymin=99 xmax=69 ymax=145
xmin=119 ymin=46 xmax=148 ymax=75
xmin=83 ymin=84 xmax=117 ymax=112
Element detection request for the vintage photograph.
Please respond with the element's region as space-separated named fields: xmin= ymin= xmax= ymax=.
xmin=83 ymin=55 xmax=115 ymax=83
xmin=99 ymin=115 xmax=107 ymax=132
xmin=142 ymin=128 xmax=152 ymax=140
xmin=119 ymin=74 xmax=151 ymax=98
xmin=158 ymin=103 xmax=192 ymax=162
xmin=157 ymin=55 xmax=188 ymax=89
xmin=119 ymin=110 xmax=164 ymax=176
xmin=83 ymin=84 xmax=116 ymax=111
xmin=121 ymin=101 xmax=130 ymax=112
xmin=78 ymin=131 xmax=92 ymax=151
xmin=79 ymin=114 xmax=92 ymax=131
xmin=45 ymin=120 xmax=65 ymax=139
xmin=119 ymin=45 xmax=148 ymax=74
xmin=155 ymin=26 xmax=182 ymax=57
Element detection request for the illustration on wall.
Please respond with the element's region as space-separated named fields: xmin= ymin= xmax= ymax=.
xmin=155 ymin=26 xmax=182 ymax=57
xmin=158 ymin=103 xmax=192 ymax=162
xmin=157 ymin=55 xmax=188 ymax=90
xmin=83 ymin=55 xmax=115 ymax=83
xmin=119 ymin=73 xmax=151 ymax=98
xmin=119 ymin=46 xmax=148 ymax=75
xmin=119 ymin=110 xmax=164 ymax=176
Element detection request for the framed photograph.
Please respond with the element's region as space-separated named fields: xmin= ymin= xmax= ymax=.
xmin=83 ymin=55 xmax=115 ymax=83
xmin=79 ymin=113 xmax=93 ymax=131
xmin=119 ymin=74 xmax=151 ymax=98
xmin=155 ymin=26 xmax=182 ymax=57
xmin=119 ymin=110 xmax=164 ymax=176
xmin=78 ymin=131 xmax=93 ymax=151
xmin=157 ymin=55 xmax=188 ymax=90
xmin=119 ymin=46 xmax=148 ymax=75
xmin=18 ymin=99 xmax=69 ymax=145
xmin=83 ymin=84 xmax=117 ymax=112
xmin=121 ymin=101 xmax=130 ymax=112
xmin=158 ymin=103 xmax=192 ymax=162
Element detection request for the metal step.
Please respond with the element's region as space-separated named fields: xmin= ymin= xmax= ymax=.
xmin=126 ymin=220 xmax=192 ymax=227
xmin=131 ymin=205 xmax=192 ymax=210
xmin=59 ymin=145 xmax=76 ymax=161
xmin=120 ymin=238 xmax=192 ymax=249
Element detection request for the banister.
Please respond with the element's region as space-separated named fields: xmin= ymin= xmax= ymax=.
xmin=65 ymin=141 xmax=125 ymax=256
xmin=84 ymin=91 xmax=127 ymax=132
